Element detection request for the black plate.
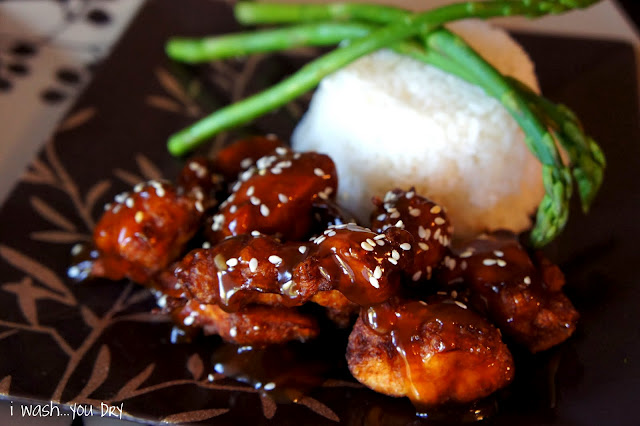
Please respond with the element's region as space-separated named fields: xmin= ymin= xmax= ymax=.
xmin=1 ymin=0 xmax=639 ymax=424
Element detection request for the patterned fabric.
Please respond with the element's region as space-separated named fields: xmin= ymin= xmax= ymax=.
xmin=0 ymin=0 xmax=145 ymax=204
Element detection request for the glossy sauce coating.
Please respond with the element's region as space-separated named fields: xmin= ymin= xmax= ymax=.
xmin=171 ymin=299 xmax=319 ymax=345
xmin=371 ymin=189 xmax=452 ymax=283
xmin=438 ymin=231 xmax=579 ymax=353
xmin=211 ymin=135 xmax=285 ymax=182
xmin=175 ymin=223 xmax=414 ymax=311
xmin=208 ymin=147 xmax=338 ymax=243
xmin=347 ymin=298 xmax=514 ymax=408
xmin=87 ymin=180 xmax=202 ymax=283
xmin=176 ymin=156 xmax=225 ymax=212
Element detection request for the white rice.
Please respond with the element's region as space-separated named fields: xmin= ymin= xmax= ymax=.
xmin=291 ymin=20 xmax=544 ymax=238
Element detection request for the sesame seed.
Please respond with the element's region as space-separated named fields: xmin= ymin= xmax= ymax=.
xmin=418 ymin=226 xmax=428 ymax=240
xmin=406 ymin=191 xmax=415 ymax=199
xmin=278 ymin=193 xmax=288 ymax=203
xmin=374 ymin=234 xmax=386 ymax=240
xmin=214 ymin=254 xmax=227 ymax=271
xmin=366 ymin=238 xmax=376 ymax=247
xmin=229 ymin=205 xmax=237 ymax=214
xmin=409 ymin=208 xmax=421 ymax=217
xmin=249 ymin=258 xmax=258 ymax=272
xmin=104 ymin=203 xmax=111 ymax=211
xmin=250 ymin=196 xmax=260 ymax=205
xmin=314 ymin=235 xmax=326 ymax=245
xmin=412 ymin=271 xmax=422 ymax=281
xmin=400 ymin=243 xmax=411 ymax=251
xmin=67 ymin=266 xmax=80 ymax=279
xmin=246 ymin=186 xmax=255 ymax=196
xmin=268 ymin=255 xmax=282 ymax=265
xmin=195 ymin=200 xmax=204 ymax=212
xmin=434 ymin=228 xmax=441 ymax=241
xmin=240 ymin=158 xmax=253 ymax=169
xmin=125 ymin=198 xmax=134 ymax=208
xmin=229 ymin=327 xmax=237 ymax=337
xmin=202 ymin=242 xmax=211 ymax=249
xmin=134 ymin=183 xmax=144 ymax=192
xmin=461 ymin=261 xmax=467 ymax=270
xmin=275 ymin=146 xmax=287 ymax=155
xmin=459 ymin=250 xmax=473 ymax=258
xmin=271 ymin=167 xmax=282 ymax=175
xmin=369 ymin=276 xmax=380 ymax=288
xmin=226 ymin=258 xmax=238 ymax=267
xmin=373 ymin=266 xmax=382 ymax=279
xmin=263 ymin=382 xmax=276 ymax=391
xmin=483 ymin=259 xmax=497 ymax=266
xmin=260 ymin=204 xmax=270 ymax=217
xmin=434 ymin=217 xmax=445 ymax=225
xmin=71 ymin=244 xmax=83 ymax=256
xmin=281 ymin=280 xmax=297 ymax=297
xmin=493 ymin=250 xmax=504 ymax=257
xmin=395 ymin=220 xmax=404 ymax=228
xmin=430 ymin=205 xmax=442 ymax=214
xmin=295 ymin=246 xmax=306 ymax=256
xmin=135 ymin=211 xmax=144 ymax=223
xmin=390 ymin=211 xmax=400 ymax=219
xmin=318 ymin=191 xmax=328 ymax=200
xmin=454 ymin=301 xmax=468 ymax=309
xmin=183 ymin=316 xmax=195 ymax=326
xmin=391 ymin=250 xmax=400 ymax=260
xmin=497 ymin=259 xmax=507 ymax=267
xmin=524 ymin=276 xmax=531 ymax=285
xmin=418 ymin=242 xmax=429 ymax=251
xmin=112 ymin=205 xmax=121 ymax=214
xmin=155 ymin=186 xmax=165 ymax=197
xmin=376 ymin=213 xmax=386 ymax=221
xmin=361 ymin=241 xmax=374 ymax=251
xmin=207 ymin=373 xmax=215 ymax=382
xmin=314 ymin=168 xmax=325 ymax=177
xmin=232 ymin=181 xmax=241 ymax=192
xmin=251 ymin=230 xmax=261 ymax=237
xmin=388 ymin=257 xmax=398 ymax=265
xmin=157 ymin=294 xmax=167 ymax=308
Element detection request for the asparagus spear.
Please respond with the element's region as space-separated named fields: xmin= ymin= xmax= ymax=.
xmin=168 ymin=0 xmax=599 ymax=156
xmin=166 ymin=23 xmax=370 ymax=64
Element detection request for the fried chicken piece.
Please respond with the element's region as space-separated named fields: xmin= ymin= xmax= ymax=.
xmin=211 ymin=135 xmax=285 ymax=183
xmin=438 ymin=231 xmax=579 ymax=353
xmin=177 ymin=157 xmax=225 ymax=212
xmin=370 ymin=188 xmax=452 ymax=283
xmin=171 ymin=299 xmax=319 ymax=345
xmin=77 ymin=181 xmax=202 ymax=283
xmin=347 ymin=299 xmax=514 ymax=407
xmin=176 ymin=234 xmax=314 ymax=310
xmin=175 ymin=224 xmax=414 ymax=311
xmin=207 ymin=147 xmax=338 ymax=243
xmin=310 ymin=290 xmax=358 ymax=328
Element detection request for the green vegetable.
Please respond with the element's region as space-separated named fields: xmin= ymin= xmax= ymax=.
xmin=165 ymin=0 xmax=603 ymax=246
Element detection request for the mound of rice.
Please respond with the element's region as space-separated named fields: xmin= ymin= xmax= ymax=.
xmin=291 ymin=20 xmax=544 ymax=238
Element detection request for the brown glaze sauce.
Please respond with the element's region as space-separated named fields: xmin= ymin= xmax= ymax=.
xmin=362 ymin=298 xmax=512 ymax=418
xmin=73 ymin=137 xmax=578 ymax=422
